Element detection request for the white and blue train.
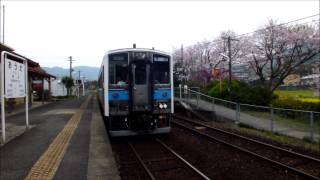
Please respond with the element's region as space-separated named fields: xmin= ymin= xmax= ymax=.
xmin=98 ymin=46 xmax=173 ymax=136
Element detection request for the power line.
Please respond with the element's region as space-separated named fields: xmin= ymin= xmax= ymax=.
xmin=234 ymin=14 xmax=320 ymax=39
xmin=210 ymin=14 xmax=320 ymax=44
xmin=240 ymin=19 xmax=320 ymax=45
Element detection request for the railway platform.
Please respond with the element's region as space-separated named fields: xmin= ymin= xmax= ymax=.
xmin=0 ymin=101 xmax=52 ymax=146
xmin=0 ymin=95 xmax=120 ymax=180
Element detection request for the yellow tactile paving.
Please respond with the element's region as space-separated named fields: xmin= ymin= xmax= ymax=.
xmin=24 ymin=96 xmax=91 ymax=180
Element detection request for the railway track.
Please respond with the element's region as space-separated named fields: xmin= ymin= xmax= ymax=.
xmin=173 ymin=115 xmax=320 ymax=180
xmin=128 ymin=138 xmax=210 ymax=180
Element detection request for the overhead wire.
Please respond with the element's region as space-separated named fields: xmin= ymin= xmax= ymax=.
xmin=209 ymin=14 xmax=320 ymax=44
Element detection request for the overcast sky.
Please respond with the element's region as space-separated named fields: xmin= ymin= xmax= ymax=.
xmin=2 ymin=0 xmax=319 ymax=68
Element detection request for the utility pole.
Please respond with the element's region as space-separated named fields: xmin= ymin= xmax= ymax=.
xmin=181 ymin=44 xmax=184 ymax=63
xmin=67 ymin=56 xmax=75 ymax=96
xmin=2 ymin=5 xmax=4 ymax=43
xmin=0 ymin=0 xmax=2 ymax=43
xmin=222 ymin=36 xmax=239 ymax=94
xmin=77 ymin=70 xmax=81 ymax=98
xmin=82 ymin=76 xmax=86 ymax=96
xmin=68 ymin=56 xmax=75 ymax=79
xmin=222 ymin=36 xmax=239 ymax=83
xmin=227 ymin=36 xmax=232 ymax=82
xmin=180 ymin=44 xmax=186 ymax=85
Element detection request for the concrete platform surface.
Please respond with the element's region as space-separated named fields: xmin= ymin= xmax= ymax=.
xmin=0 ymin=101 xmax=53 ymax=145
xmin=0 ymin=95 xmax=120 ymax=180
xmin=87 ymin=97 xmax=120 ymax=180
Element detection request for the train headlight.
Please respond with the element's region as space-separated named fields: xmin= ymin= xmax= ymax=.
xmin=159 ymin=103 xmax=164 ymax=109
xmin=163 ymin=103 xmax=167 ymax=109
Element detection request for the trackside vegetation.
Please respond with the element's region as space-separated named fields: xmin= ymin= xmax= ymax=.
xmin=204 ymin=80 xmax=319 ymax=112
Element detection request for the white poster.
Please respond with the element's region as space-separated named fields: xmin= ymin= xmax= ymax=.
xmin=5 ymin=58 xmax=26 ymax=98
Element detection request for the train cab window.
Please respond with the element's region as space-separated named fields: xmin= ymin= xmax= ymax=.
xmin=153 ymin=56 xmax=170 ymax=84
xmin=109 ymin=53 xmax=128 ymax=86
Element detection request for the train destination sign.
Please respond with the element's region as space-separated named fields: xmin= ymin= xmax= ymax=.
xmin=4 ymin=58 xmax=26 ymax=98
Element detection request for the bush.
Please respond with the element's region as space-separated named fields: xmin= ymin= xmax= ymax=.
xmin=206 ymin=80 xmax=319 ymax=110
xmin=237 ymin=86 xmax=274 ymax=106
xmin=208 ymin=80 xmax=228 ymax=98
xmin=208 ymin=80 xmax=274 ymax=106
xmin=203 ymin=81 xmax=219 ymax=94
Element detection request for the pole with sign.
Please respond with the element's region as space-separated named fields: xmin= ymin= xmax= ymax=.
xmin=1 ymin=51 xmax=28 ymax=143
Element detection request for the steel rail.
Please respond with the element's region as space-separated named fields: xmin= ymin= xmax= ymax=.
xmin=172 ymin=119 xmax=320 ymax=180
xmin=155 ymin=138 xmax=211 ymax=180
xmin=129 ymin=139 xmax=210 ymax=180
xmin=173 ymin=114 xmax=320 ymax=164
xmin=128 ymin=142 xmax=156 ymax=180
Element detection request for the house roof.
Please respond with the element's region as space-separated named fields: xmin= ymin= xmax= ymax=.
xmin=0 ymin=43 xmax=14 ymax=52
xmin=9 ymin=51 xmax=40 ymax=67
xmin=1 ymin=43 xmax=55 ymax=78
xmin=301 ymin=74 xmax=320 ymax=79
xmin=29 ymin=66 xmax=56 ymax=78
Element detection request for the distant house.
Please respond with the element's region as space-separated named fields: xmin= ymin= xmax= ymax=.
xmin=300 ymin=74 xmax=320 ymax=87
xmin=283 ymin=74 xmax=301 ymax=86
xmin=50 ymin=78 xmax=68 ymax=97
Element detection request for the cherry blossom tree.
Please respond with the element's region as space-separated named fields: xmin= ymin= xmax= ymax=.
xmin=172 ymin=19 xmax=319 ymax=90
xmin=248 ymin=20 xmax=320 ymax=92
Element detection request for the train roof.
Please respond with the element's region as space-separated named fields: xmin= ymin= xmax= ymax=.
xmin=106 ymin=48 xmax=171 ymax=56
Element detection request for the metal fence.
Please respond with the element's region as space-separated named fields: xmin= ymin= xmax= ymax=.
xmin=175 ymin=86 xmax=320 ymax=142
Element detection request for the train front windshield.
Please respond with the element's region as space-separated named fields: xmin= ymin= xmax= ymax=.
xmin=109 ymin=53 xmax=128 ymax=86
xmin=153 ymin=56 xmax=170 ymax=85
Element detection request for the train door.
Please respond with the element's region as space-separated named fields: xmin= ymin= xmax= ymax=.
xmin=132 ymin=61 xmax=151 ymax=111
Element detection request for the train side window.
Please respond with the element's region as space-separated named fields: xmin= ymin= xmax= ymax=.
xmin=153 ymin=56 xmax=170 ymax=84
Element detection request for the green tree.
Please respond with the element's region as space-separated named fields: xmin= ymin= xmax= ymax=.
xmin=61 ymin=76 xmax=74 ymax=97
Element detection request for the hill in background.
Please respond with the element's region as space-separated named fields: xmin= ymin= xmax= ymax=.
xmin=43 ymin=66 xmax=100 ymax=81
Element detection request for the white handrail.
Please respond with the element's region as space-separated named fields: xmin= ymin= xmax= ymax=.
xmin=182 ymin=88 xmax=320 ymax=114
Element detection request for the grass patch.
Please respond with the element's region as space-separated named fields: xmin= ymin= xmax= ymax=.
xmin=235 ymin=123 xmax=320 ymax=153
xmin=274 ymin=90 xmax=319 ymax=101
xmin=273 ymin=90 xmax=320 ymax=111
xmin=241 ymin=109 xmax=320 ymax=132
xmin=300 ymin=98 xmax=320 ymax=103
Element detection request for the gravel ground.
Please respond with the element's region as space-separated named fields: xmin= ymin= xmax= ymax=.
xmin=173 ymin=117 xmax=320 ymax=178
xmin=160 ymin=126 xmax=307 ymax=180
xmin=110 ymin=139 xmax=150 ymax=180
xmin=109 ymin=105 xmax=318 ymax=180
xmin=175 ymin=106 xmax=320 ymax=159
xmin=110 ymin=128 xmax=309 ymax=180
xmin=111 ymin=137 xmax=205 ymax=180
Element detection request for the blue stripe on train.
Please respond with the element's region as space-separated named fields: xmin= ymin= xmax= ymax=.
xmin=154 ymin=89 xmax=171 ymax=100
xmin=108 ymin=89 xmax=172 ymax=101
xmin=108 ymin=90 xmax=129 ymax=101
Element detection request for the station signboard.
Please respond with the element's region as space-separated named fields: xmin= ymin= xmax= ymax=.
xmin=4 ymin=58 xmax=26 ymax=98
xmin=1 ymin=51 xmax=29 ymax=143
